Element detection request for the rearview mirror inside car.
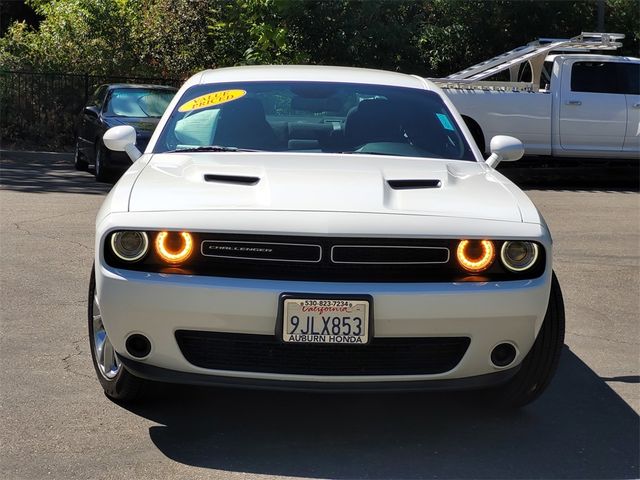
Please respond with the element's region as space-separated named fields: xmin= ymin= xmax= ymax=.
xmin=103 ymin=125 xmax=141 ymax=161
xmin=486 ymin=135 xmax=524 ymax=168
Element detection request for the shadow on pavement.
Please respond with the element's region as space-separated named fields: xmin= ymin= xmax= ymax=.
xmin=499 ymin=157 xmax=639 ymax=192
xmin=0 ymin=154 xmax=111 ymax=195
xmin=1 ymin=151 xmax=638 ymax=194
xmin=123 ymin=348 xmax=639 ymax=479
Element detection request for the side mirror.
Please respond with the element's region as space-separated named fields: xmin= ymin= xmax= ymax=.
xmin=103 ymin=126 xmax=141 ymax=161
xmin=84 ymin=105 xmax=99 ymax=117
xmin=485 ymin=135 xmax=524 ymax=168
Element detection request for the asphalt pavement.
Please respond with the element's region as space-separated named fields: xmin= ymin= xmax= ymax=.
xmin=1 ymin=152 xmax=638 ymax=479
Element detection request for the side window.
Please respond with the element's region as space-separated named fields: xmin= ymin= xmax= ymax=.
xmin=619 ymin=63 xmax=640 ymax=95
xmin=539 ymin=61 xmax=553 ymax=90
xmin=570 ymin=62 xmax=620 ymax=94
xmin=89 ymin=86 xmax=107 ymax=108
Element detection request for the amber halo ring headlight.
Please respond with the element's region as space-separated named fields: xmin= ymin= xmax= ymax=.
xmin=500 ymin=241 xmax=539 ymax=272
xmin=155 ymin=231 xmax=194 ymax=264
xmin=110 ymin=231 xmax=149 ymax=262
xmin=456 ymin=239 xmax=496 ymax=273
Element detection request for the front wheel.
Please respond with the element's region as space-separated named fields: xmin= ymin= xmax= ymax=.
xmin=74 ymin=142 xmax=89 ymax=171
xmin=489 ymin=271 xmax=565 ymax=407
xmin=88 ymin=266 xmax=148 ymax=402
xmin=94 ymin=144 xmax=112 ymax=183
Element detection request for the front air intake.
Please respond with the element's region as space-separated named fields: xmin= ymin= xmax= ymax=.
xmin=387 ymin=179 xmax=441 ymax=189
xmin=175 ymin=331 xmax=471 ymax=375
xmin=204 ymin=174 xmax=260 ymax=185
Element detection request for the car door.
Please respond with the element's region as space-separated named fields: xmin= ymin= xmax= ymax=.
xmin=79 ymin=86 xmax=107 ymax=159
xmin=620 ymin=62 xmax=640 ymax=153
xmin=559 ymin=59 xmax=626 ymax=152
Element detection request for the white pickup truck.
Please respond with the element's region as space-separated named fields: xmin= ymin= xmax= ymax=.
xmin=434 ymin=33 xmax=639 ymax=159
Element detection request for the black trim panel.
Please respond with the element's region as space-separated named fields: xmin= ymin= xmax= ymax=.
xmin=174 ymin=331 xmax=470 ymax=376
xmin=331 ymin=245 xmax=449 ymax=264
xmin=104 ymin=232 xmax=546 ymax=283
xmin=201 ymin=240 xmax=321 ymax=262
xmin=119 ymin=356 xmax=520 ymax=392
xmin=204 ymin=174 xmax=260 ymax=185
xmin=387 ymin=179 xmax=441 ymax=189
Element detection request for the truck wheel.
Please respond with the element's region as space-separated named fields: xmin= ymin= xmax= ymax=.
xmin=489 ymin=272 xmax=565 ymax=407
xmin=88 ymin=266 xmax=148 ymax=402
xmin=462 ymin=116 xmax=485 ymax=154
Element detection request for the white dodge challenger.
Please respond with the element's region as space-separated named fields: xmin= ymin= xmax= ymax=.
xmin=89 ymin=65 xmax=565 ymax=407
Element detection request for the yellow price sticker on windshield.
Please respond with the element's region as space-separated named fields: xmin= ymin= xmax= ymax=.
xmin=178 ymin=89 xmax=247 ymax=112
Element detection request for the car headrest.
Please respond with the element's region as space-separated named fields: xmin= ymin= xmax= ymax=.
xmin=344 ymin=99 xmax=403 ymax=147
xmin=219 ymin=98 xmax=267 ymax=124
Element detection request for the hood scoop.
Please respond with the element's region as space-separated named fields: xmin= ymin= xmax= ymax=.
xmin=204 ymin=174 xmax=260 ymax=186
xmin=131 ymin=153 xmax=523 ymax=222
xmin=387 ymin=179 xmax=441 ymax=190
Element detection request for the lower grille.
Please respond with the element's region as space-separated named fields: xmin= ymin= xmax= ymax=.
xmin=175 ymin=330 xmax=470 ymax=376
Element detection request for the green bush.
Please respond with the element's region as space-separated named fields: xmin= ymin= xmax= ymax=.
xmin=1 ymin=0 xmax=638 ymax=149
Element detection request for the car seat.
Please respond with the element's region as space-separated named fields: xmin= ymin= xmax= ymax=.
xmin=343 ymin=99 xmax=404 ymax=148
xmin=213 ymin=98 xmax=278 ymax=150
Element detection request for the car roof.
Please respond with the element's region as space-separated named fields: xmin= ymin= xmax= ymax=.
xmin=191 ymin=65 xmax=430 ymax=90
xmin=104 ymin=83 xmax=177 ymax=90
xmin=546 ymin=54 xmax=640 ymax=63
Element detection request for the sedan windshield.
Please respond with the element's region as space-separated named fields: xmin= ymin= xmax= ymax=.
xmin=104 ymin=89 xmax=176 ymax=118
xmin=153 ymin=81 xmax=475 ymax=160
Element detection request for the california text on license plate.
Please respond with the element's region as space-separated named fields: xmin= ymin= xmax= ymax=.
xmin=282 ymin=298 xmax=370 ymax=344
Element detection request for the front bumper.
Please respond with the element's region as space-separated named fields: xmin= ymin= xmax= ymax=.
xmin=97 ymin=264 xmax=552 ymax=386
xmin=120 ymin=355 xmax=520 ymax=392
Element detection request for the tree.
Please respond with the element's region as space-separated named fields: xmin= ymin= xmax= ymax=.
xmin=208 ymin=0 xmax=307 ymax=66
xmin=1 ymin=0 xmax=145 ymax=74
xmin=0 ymin=0 xmax=637 ymax=78
xmin=135 ymin=0 xmax=216 ymax=79
xmin=415 ymin=0 xmax=610 ymax=77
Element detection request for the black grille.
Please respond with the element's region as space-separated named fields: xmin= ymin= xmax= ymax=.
xmin=331 ymin=245 xmax=449 ymax=264
xmin=175 ymin=330 xmax=470 ymax=376
xmin=105 ymin=233 xmax=546 ymax=282
xmin=201 ymin=240 xmax=321 ymax=262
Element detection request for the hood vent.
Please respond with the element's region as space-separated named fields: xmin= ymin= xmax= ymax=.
xmin=387 ymin=179 xmax=441 ymax=190
xmin=204 ymin=174 xmax=260 ymax=186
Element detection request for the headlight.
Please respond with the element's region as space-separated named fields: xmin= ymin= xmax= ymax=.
xmin=456 ymin=239 xmax=495 ymax=273
xmin=155 ymin=231 xmax=194 ymax=264
xmin=110 ymin=231 xmax=149 ymax=262
xmin=500 ymin=241 xmax=539 ymax=272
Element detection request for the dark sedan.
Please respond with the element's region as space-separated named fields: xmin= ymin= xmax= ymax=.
xmin=74 ymin=84 xmax=177 ymax=182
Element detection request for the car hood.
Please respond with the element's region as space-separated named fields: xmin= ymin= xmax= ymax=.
xmin=127 ymin=152 xmax=528 ymax=223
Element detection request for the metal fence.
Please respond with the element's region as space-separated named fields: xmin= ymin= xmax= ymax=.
xmin=0 ymin=71 xmax=179 ymax=150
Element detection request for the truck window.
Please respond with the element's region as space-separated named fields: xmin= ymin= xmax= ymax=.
xmin=571 ymin=62 xmax=620 ymax=94
xmin=540 ymin=61 xmax=553 ymax=90
xmin=618 ymin=63 xmax=640 ymax=95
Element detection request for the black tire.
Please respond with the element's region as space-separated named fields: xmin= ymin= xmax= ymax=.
xmin=489 ymin=272 xmax=565 ymax=407
xmin=94 ymin=143 xmax=112 ymax=183
xmin=88 ymin=266 xmax=148 ymax=402
xmin=74 ymin=142 xmax=89 ymax=171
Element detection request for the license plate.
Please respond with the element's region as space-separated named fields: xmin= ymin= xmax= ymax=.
xmin=281 ymin=297 xmax=370 ymax=344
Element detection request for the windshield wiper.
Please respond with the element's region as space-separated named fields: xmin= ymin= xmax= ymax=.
xmin=340 ymin=150 xmax=404 ymax=157
xmin=165 ymin=145 xmax=261 ymax=153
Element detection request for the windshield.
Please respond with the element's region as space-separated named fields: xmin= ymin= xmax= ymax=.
xmin=153 ymin=81 xmax=475 ymax=161
xmin=104 ymin=88 xmax=176 ymax=118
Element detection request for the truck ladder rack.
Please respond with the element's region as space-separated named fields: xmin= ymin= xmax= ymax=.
xmin=432 ymin=32 xmax=624 ymax=92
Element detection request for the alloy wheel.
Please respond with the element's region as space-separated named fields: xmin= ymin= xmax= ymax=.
xmin=92 ymin=294 xmax=121 ymax=379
